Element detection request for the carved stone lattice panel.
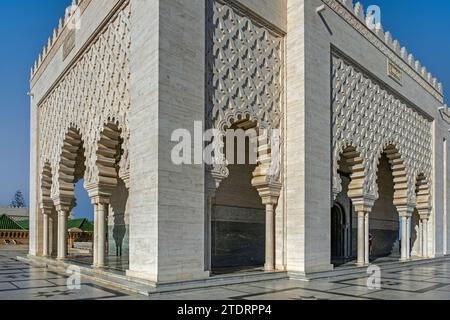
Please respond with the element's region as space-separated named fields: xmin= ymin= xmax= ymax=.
xmin=207 ymin=0 xmax=284 ymax=132
xmin=38 ymin=4 xmax=131 ymax=198
xmin=332 ymin=54 xmax=433 ymax=205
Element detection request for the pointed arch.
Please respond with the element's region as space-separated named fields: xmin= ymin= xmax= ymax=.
xmin=40 ymin=162 xmax=53 ymax=209
xmin=337 ymin=145 xmax=366 ymax=200
xmin=56 ymin=127 xmax=85 ymax=206
xmin=374 ymin=143 xmax=408 ymax=208
xmin=416 ymin=173 xmax=431 ymax=216
xmin=94 ymin=120 xmax=124 ymax=197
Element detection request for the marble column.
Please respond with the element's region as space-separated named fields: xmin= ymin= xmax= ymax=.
xmin=251 ymin=181 xmax=281 ymax=272
xmin=419 ymin=220 xmax=423 ymax=258
xmin=364 ymin=212 xmax=370 ymax=264
xmin=42 ymin=212 xmax=49 ymax=257
xmin=97 ymin=203 xmax=107 ymax=268
xmin=406 ymin=216 xmax=411 ymax=259
xmin=401 ymin=215 xmax=408 ymax=261
xmin=57 ymin=210 xmax=68 ymax=260
xmin=357 ymin=211 xmax=365 ymax=266
xmin=93 ymin=204 xmax=99 ymax=267
xmin=265 ymin=203 xmax=275 ymax=271
xmin=49 ymin=216 xmax=54 ymax=256
xmin=422 ymin=218 xmax=429 ymax=258
xmin=205 ymin=169 xmax=227 ymax=272
xmin=205 ymin=195 xmax=213 ymax=271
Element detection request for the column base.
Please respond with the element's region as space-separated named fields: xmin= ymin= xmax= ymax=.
xmin=356 ymin=262 xmax=368 ymax=267
xmin=400 ymin=258 xmax=410 ymax=262
xmin=264 ymin=264 xmax=276 ymax=272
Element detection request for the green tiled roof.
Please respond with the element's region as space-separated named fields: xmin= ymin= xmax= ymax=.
xmin=16 ymin=220 xmax=29 ymax=230
xmin=0 ymin=214 xmax=26 ymax=231
xmin=68 ymin=218 xmax=94 ymax=232
xmin=13 ymin=218 xmax=93 ymax=232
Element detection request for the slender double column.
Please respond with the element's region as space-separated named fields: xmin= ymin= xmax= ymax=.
xmin=265 ymin=203 xmax=276 ymax=271
xmin=357 ymin=211 xmax=370 ymax=266
xmin=42 ymin=211 xmax=49 ymax=257
xmin=418 ymin=220 xmax=423 ymax=257
xmin=93 ymin=201 xmax=108 ymax=268
xmin=406 ymin=216 xmax=411 ymax=259
xmin=205 ymin=191 xmax=216 ymax=272
xmin=252 ymin=180 xmax=281 ymax=271
xmin=364 ymin=212 xmax=370 ymax=264
xmin=400 ymin=215 xmax=412 ymax=261
xmin=57 ymin=210 xmax=68 ymax=260
xmin=357 ymin=212 xmax=365 ymax=266
xmin=400 ymin=215 xmax=408 ymax=261
xmin=421 ymin=217 xmax=429 ymax=258
xmin=397 ymin=204 xmax=414 ymax=261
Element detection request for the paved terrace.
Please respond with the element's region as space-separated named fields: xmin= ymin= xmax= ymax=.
xmin=1 ymin=249 xmax=450 ymax=300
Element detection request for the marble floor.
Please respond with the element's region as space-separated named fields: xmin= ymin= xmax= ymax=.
xmin=1 ymin=249 xmax=450 ymax=300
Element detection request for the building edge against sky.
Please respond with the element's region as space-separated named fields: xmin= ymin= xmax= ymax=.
xmin=26 ymin=0 xmax=450 ymax=287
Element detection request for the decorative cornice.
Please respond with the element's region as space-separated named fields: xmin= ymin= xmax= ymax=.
xmin=33 ymin=0 xmax=128 ymax=104
xmin=439 ymin=104 xmax=450 ymax=126
xmin=323 ymin=0 xmax=444 ymax=103
xmin=31 ymin=0 xmax=91 ymax=82
xmin=220 ymin=0 xmax=286 ymax=37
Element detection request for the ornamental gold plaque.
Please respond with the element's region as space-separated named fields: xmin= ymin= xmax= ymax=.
xmin=387 ymin=60 xmax=403 ymax=85
xmin=63 ymin=29 xmax=76 ymax=61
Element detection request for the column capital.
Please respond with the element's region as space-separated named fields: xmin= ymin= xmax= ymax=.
xmin=120 ymin=172 xmax=131 ymax=189
xmin=85 ymin=182 xmax=113 ymax=204
xmin=206 ymin=165 xmax=229 ymax=196
xmin=397 ymin=204 xmax=415 ymax=218
xmin=90 ymin=196 xmax=110 ymax=206
xmin=39 ymin=201 xmax=53 ymax=214
xmin=56 ymin=209 xmax=70 ymax=217
xmin=417 ymin=206 xmax=431 ymax=219
xmin=352 ymin=194 xmax=376 ymax=213
xmin=251 ymin=180 xmax=282 ymax=206
xmin=53 ymin=203 xmax=71 ymax=214
xmin=51 ymin=193 xmax=73 ymax=213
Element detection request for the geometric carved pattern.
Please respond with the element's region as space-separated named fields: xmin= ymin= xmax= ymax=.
xmin=332 ymin=54 xmax=433 ymax=208
xmin=323 ymin=0 xmax=443 ymax=103
xmin=207 ymin=0 xmax=284 ymax=132
xmin=38 ymin=4 xmax=130 ymax=200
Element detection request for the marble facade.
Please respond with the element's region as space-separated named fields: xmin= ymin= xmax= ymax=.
xmin=27 ymin=0 xmax=450 ymax=287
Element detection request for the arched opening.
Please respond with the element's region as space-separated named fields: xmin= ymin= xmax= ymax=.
xmin=108 ymin=178 xmax=129 ymax=270
xmin=211 ymin=120 xmax=266 ymax=274
xmin=67 ymin=179 xmax=94 ymax=263
xmin=56 ymin=127 xmax=95 ymax=264
xmin=332 ymin=145 xmax=364 ymax=266
xmin=94 ymin=121 xmax=129 ymax=271
xmin=331 ymin=203 xmax=348 ymax=266
xmin=370 ymin=152 xmax=400 ymax=259
xmin=40 ymin=162 xmax=57 ymax=257
xmin=411 ymin=207 xmax=421 ymax=257
xmin=58 ymin=128 xmax=86 ymax=203
xmin=411 ymin=173 xmax=431 ymax=258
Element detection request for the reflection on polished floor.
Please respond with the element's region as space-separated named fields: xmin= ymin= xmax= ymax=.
xmin=66 ymin=254 xmax=129 ymax=273
xmin=4 ymin=248 xmax=450 ymax=300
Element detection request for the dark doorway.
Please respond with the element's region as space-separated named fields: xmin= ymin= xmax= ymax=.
xmin=331 ymin=204 xmax=346 ymax=266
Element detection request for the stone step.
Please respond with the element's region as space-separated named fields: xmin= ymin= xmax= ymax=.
xmin=289 ymin=256 xmax=450 ymax=281
xmin=18 ymin=255 xmax=288 ymax=296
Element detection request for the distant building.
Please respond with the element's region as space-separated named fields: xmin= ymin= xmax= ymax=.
xmin=0 ymin=214 xmax=92 ymax=249
xmin=0 ymin=207 xmax=29 ymax=222
xmin=0 ymin=214 xmax=29 ymax=245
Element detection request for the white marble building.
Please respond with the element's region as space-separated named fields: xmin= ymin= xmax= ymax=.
xmin=28 ymin=0 xmax=450 ymax=286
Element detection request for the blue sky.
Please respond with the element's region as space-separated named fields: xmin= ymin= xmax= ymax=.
xmin=0 ymin=1 xmax=449 ymax=221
